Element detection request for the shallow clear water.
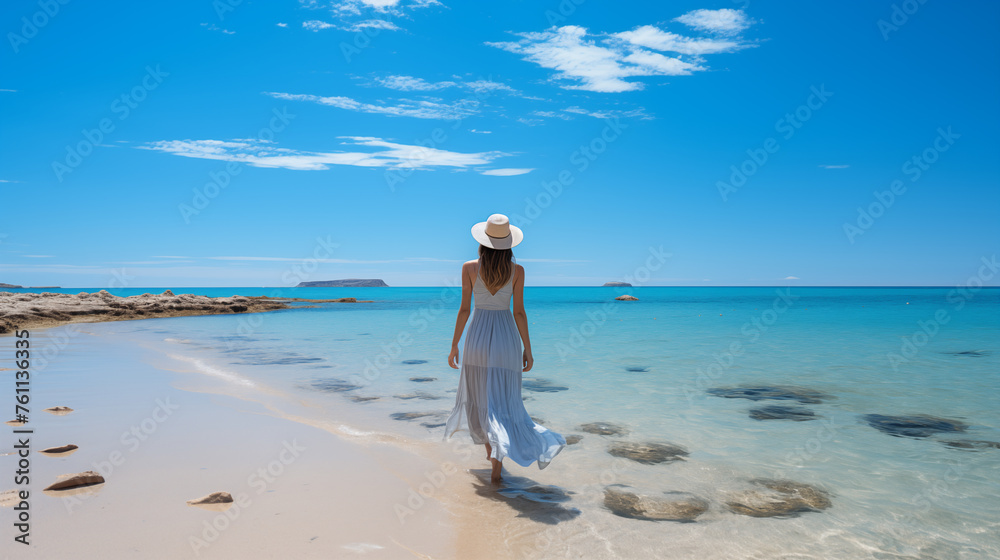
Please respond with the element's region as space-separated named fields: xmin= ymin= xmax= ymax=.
xmin=17 ymin=286 xmax=1000 ymax=558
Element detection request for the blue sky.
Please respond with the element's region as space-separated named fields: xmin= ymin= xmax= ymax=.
xmin=1 ymin=0 xmax=998 ymax=287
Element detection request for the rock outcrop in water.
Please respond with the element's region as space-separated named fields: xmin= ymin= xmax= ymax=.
xmin=578 ymin=422 xmax=629 ymax=436
xmin=0 ymin=283 xmax=23 ymax=289
xmin=0 ymin=290 xmax=353 ymax=333
xmin=863 ymin=414 xmax=969 ymax=438
xmin=615 ymin=295 xmax=639 ymax=301
xmin=604 ymin=486 xmax=708 ymax=521
xmin=297 ymin=279 xmax=388 ymax=287
xmin=707 ymin=385 xmax=832 ymax=405
xmin=726 ymin=479 xmax=831 ymax=518
xmin=608 ymin=441 xmax=689 ymax=464
xmin=748 ymin=405 xmax=817 ymax=422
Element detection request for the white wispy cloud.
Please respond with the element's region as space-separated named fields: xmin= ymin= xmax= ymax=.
xmin=206 ymin=255 xmax=456 ymax=264
xmin=300 ymin=0 xmax=439 ymax=32
xmin=331 ymin=0 xmax=440 ymax=16
xmin=784 ymin=276 xmax=800 ymax=280
xmin=303 ymin=20 xmax=337 ymax=31
xmin=0 ymin=89 xmax=17 ymax=93
xmin=341 ymin=19 xmax=400 ymax=31
xmin=674 ymin=8 xmax=752 ymax=35
xmin=201 ymin=23 xmax=235 ymax=35
xmin=562 ymin=106 xmax=651 ymax=119
xmin=264 ymin=91 xmax=479 ymax=120
xmin=276 ymin=22 xmax=289 ymax=27
xmin=470 ymin=129 xmax=491 ymax=134
xmin=614 ymin=25 xmax=744 ymax=55
xmin=490 ymin=15 xmax=755 ymax=92
xmin=488 ymin=26 xmax=704 ymax=93
xmin=0 ymin=179 xmax=21 ymax=183
xmin=819 ymin=164 xmax=850 ymax=169
xmin=373 ymin=75 xmax=520 ymax=97
xmin=375 ymin=75 xmax=456 ymax=91
xmin=139 ymin=137 xmax=509 ymax=172
xmin=480 ymin=168 xmax=534 ymax=176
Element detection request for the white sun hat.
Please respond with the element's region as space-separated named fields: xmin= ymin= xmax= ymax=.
xmin=471 ymin=213 xmax=523 ymax=249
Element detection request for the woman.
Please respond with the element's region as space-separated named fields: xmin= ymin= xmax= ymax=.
xmin=444 ymin=214 xmax=565 ymax=483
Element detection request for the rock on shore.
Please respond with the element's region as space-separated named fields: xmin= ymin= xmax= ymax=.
xmin=615 ymin=295 xmax=639 ymax=301
xmin=0 ymin=290 xmax=355 ymax=333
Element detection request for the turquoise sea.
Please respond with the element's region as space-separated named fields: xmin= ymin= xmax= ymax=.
xmin=12 ymin=286 xmax=1000 ymax=558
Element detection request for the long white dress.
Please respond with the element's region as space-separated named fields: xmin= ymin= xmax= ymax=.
xmin=443 ymin=263 xmax=565 ymax=469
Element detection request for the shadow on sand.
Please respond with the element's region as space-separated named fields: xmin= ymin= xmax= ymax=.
xmin=469 ymin=469 xmax=580 ymax=525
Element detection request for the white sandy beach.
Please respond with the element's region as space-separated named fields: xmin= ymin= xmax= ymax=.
xmin=1 ymin=324 xmax=459 ymax=559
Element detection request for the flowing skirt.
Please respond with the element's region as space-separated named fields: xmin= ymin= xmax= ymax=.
xmin=443 ymin=308 xmax=565 ymax=468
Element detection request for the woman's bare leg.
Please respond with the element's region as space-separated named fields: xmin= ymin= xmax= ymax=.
xmin=485 ymin=442 xmax=492 ymax=461
xmin=490 ymin=458 xmax=502 ymax=483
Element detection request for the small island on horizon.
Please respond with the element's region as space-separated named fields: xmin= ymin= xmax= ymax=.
xmin=1 ymin=283 xmax=61 ymax=289
xmin=297 ymin=279 xmax=389 ymax=288
xmin=603 ymin=282 xmax=632 ymax=287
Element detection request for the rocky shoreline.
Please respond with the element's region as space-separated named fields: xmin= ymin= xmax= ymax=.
xmin=0 ymin=290 xmax=366 ymax=334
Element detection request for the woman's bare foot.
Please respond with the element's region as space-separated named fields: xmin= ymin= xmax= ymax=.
xmin=490 ymin=458 xmax=502 ymax=484
xmin=485 ymin=442 xmax=492 ymax=462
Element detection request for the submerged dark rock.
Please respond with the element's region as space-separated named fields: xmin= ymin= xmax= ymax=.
xmin=390 ymin=412 xmax=441 ymax=421
xmin=726 ymin=479 xmax=832 ymax=518
xmin=578 ymin=422 xmax=629 ymax=436
xmin=402 ymin=359 xmax=429 ymax=365
xmin=939 ymin=439 xmax=1000 ymax=451
xmin=421 ymin=422 xmax=446 ymax=429
xmin=625 ymin=367 xmax=649 ymax=373
xmin=308 ymin=378 xmax=361 ymax=393
xmin=522 ymin=378 xmax=569 ymax=393
xmin=707 ymin=385 xmax=832 ymax=405
xmin=349 ymin=395 xmax=380 ymax=403
xmin=604 ymin=486 xmax=708 ymax=522
xmin=564 ymin=435 xmax=583 ymax=445
xmin=863 ymin=414 xmax=969 ymax=438
xmin=748 ymin=405 xmax=817 ymax=422
xmin=409 ymin=377 xmax=437 ymax=382
xmin=943 ymin=350 xmax=990 ymax=357
xmin=393 ymin=392 xmax=443 ymax=401
xmin=608 ymin=441 xmax=689 ymax=465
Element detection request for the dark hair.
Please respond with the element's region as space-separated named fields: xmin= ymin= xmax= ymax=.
xmin=477 ymin=245 xmax=514 ymax=293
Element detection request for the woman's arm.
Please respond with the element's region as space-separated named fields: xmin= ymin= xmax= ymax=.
xmin=511 ymin=265 xmax=533 ymax=372
xmin=448 ymin=262 xmax=474 ymax=369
